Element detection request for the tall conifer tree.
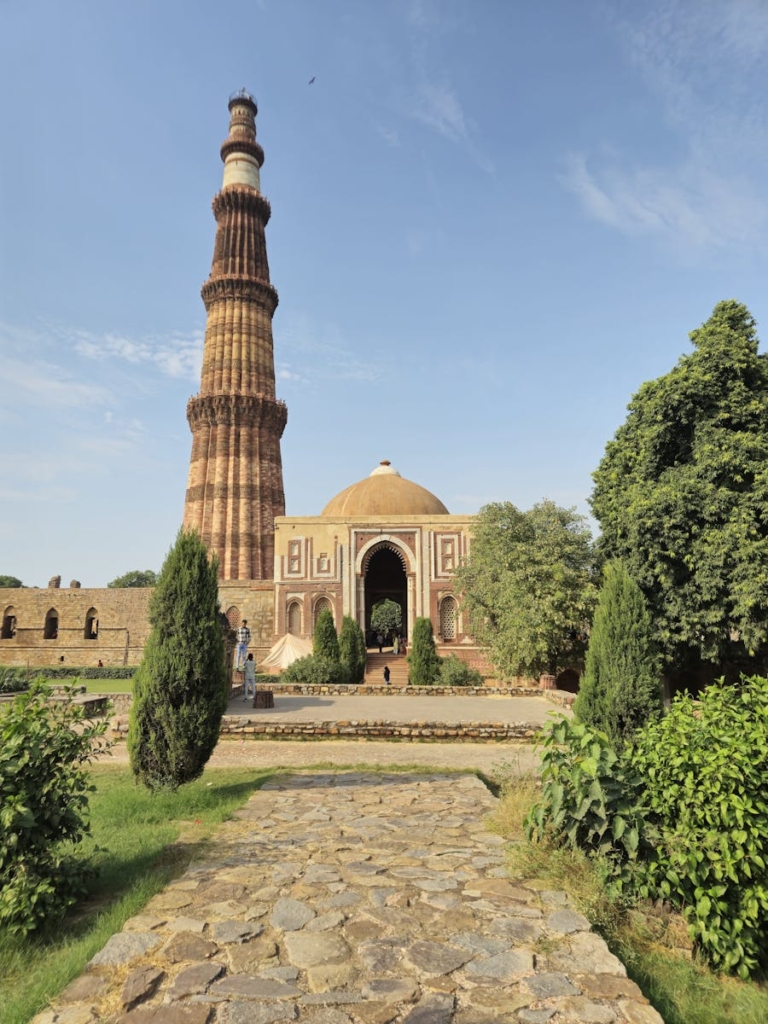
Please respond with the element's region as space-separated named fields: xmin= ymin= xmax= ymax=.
xmin=574 ymin=560 xmax=663 ymax=744
xmin=128 ymin=529 xmax=228 ymax=791
xmin=313 ymin=609 xmax=340 ymax=663
xmin=339 ymin=615 xmax=366 ymax=683
xmin=409 ymin=617 xmax=442 ymax=686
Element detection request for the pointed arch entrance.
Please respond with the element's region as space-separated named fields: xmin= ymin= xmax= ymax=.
xmin=363 ymin=543 xmax=408 ymax=641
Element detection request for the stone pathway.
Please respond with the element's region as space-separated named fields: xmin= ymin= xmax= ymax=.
xmin=37 ymin=773 xmax=663 ymax=1024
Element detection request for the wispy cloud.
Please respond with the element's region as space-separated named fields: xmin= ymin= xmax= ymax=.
xmin=278 ymin=311 xmax=381 ymax=385
xmin=567 ymin=1 xmax=768 ymax=251
xmin=400 ymin=5 xmax=494 ymax=174
xmin=412 ymin=81 xmax=466 ymax=142
xmin=561 ymin=152 xmax=767 ymax=250
xmin=375 ymin=123 xmax=400 ymax=147
xmin=72 ymin=328 xmax=204 ymax=381
xmin=0 ymin=354 xmax=111 ymax=410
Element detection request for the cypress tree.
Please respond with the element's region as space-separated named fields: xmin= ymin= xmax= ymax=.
xmin=409 ymin=617 xmax=442 ymax=686
xmin=128 ymin=529 xmax=228 ymax=791
xmin=313 ymin=609 xmax=340 ymax=663
xmin=339 ymin=615 xmax=366 ymax=683
xmin=574 ymin=560 xmax=663 ymax=744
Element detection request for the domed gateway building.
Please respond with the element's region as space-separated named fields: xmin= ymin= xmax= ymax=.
xmin=271 ymin=460 xmax=474 ymax=651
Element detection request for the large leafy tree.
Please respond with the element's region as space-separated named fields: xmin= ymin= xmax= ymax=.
xmin=591 ymin=300 xmax=768 ymax=675
xmin=574 ymin=560 xmax=663 ymax=745
xmin=370 ymin=599 xmax=402 ymax=636
xmin=128 ymin=530 xmax=228 ymax=791
xmin=108 ymin=569 xmax=158 ymax=588
xmin=454 ymin=500 xmax=596 ymax=681
xmin=0 ymin=576 xmax=23 ymax=588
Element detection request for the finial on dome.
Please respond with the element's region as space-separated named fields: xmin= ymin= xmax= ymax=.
xmin=371 ymin=460 xmax=400 ymax=477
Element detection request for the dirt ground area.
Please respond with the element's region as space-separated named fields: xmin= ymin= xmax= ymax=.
xmin=100 ymin=737 xmax=541 ymax=779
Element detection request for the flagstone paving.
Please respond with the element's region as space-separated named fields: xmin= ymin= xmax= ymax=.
xmin=34 ymin=773 xmax=663 ymax=1024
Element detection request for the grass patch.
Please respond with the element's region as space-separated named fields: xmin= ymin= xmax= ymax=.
xmin=80 ymin=679 xmax=134 ymax=694
xmin=0 ymin=765 xmax=273 ymax=1024
xmin=490 ymin=779 xmax=768 ymax=1024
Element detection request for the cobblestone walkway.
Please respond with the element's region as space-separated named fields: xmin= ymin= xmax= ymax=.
xmin=37 ymin=773 xmax=663 ymax=1024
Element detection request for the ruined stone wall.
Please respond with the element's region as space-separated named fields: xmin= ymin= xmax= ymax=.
xmin=0 ymin=587 xmax=152 ymax=668
xmin=0 ymin=581 xmax=276 ymax=670
xmin=217 ymin=580 xmax=275 ymax=665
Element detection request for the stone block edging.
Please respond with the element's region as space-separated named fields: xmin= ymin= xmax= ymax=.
xmin=109 ymin=715 xmax=539 ymax=743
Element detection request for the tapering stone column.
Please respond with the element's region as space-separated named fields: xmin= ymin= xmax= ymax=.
xmin=184 ymin=91 xmax=287 ymax=581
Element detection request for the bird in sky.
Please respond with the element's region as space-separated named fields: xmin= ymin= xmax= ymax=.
xmin=309 ymin=76 xmax=315 ymax=84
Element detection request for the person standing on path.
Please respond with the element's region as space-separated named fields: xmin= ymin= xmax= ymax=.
xmin=377 ymin=633 xmax=384 ymax=653
xmin=236 ymin=619 xmax=251 ymax=671
xmin=383 ymin=665 xmax=390 ymax=684
xmin=243 ymin=652 xmax=256 ymax=701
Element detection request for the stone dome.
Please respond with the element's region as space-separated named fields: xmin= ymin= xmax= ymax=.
xmin=321 ymin=461 xmax=450 ymax=517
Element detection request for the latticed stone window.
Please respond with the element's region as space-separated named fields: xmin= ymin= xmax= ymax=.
xmin=226 ymin=606 xmax=241 ymax=629
xmin=440 ymin=597 xmax=456 ymax=640
xmin=314 ymin=597 xmax=332 ymax=627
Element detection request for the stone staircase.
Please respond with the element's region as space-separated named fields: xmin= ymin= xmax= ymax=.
xmin=364 ymin=650 xmax=409 ymax=687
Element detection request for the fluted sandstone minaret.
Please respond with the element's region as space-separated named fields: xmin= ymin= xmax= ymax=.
xmin=184 ymin=91 xmax=287 ymax=580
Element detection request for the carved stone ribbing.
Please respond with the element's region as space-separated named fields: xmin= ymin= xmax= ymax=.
xmin=183 ymin=93 xmax=287 ymax=581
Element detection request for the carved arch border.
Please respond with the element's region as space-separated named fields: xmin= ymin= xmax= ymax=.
xmin=357 ymin=536 xmax=415 ymax=577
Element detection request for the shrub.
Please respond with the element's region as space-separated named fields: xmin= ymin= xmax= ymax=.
xmin=574 ymin=560 xmax=663 ymax=745
xmin=525 ymin=716 xmax=646 ymax=887
xmin=339 ymin=616 xmax=366 ymax=684
xmin=0 ymin=682 xmax=109 ymax=934
xmin=439 ymin=654 xmax=483 ymax=687
xmin=313 ymin=609 xmax=340 ymax=662
xmin=629 ymin=675 xmax=768 ymax=978
xmin=281 ymin=655 xmax=344 ymax=685
xmin=0 ymin=666 xmax=28 ymax=693
xmin=128 ymin=529 xmax=228 ymax=792
xmin=0 ymin=666 xmax=137 ymax=683
xmin=408 ymin=617 xmax=442 ymax=686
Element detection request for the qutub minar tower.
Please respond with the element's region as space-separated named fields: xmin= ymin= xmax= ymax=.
xmin=183 ymin=90 xmax=287 ymax=581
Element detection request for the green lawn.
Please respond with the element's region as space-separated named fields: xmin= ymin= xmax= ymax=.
xmin=81 ymin=678 xmax=134 ymax=694
xmin=0 ymin=765 xmax=273 ymax=1024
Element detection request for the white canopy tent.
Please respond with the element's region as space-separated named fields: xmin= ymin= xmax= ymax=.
xmin=260 ymin=633 xmax=312 ymax=673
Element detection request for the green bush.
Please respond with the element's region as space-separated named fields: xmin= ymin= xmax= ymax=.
xmin=128 ymin=529 xmax=228 ymax=792
xmin=574 ymin=560 xmax=662 ymax=745
xmin=0 ymin=666 xmax=136 ymax=683
xmin=0 ymin=683 xmax=109 ymax=934
xmin=525 ymin=716 xmax=646 ymax=887
xmin=408 ymin=617 xmax=442 ymax=686
xmin=629 ymin=675 xmax=768 ymax=978
xmin=439 ymin=654 xmax=483 ymax=687
xmin=0 ymin=666 xmax=28 ymax=693
xmin=281 ymin=655 xmax=344 ymax=685
xmin=339 ymin=616 xmax=366 ymax=684
xmin=313 ymin=609 xmax=340 ymax=663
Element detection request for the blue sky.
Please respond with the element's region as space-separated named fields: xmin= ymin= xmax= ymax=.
xmin=2 ymin=0 xmax=768 ymax=587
